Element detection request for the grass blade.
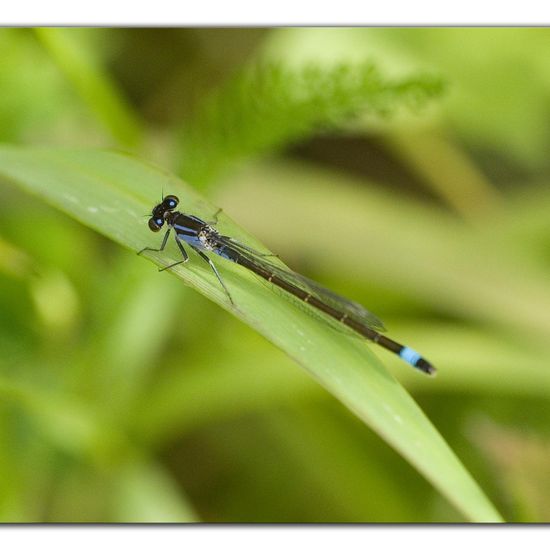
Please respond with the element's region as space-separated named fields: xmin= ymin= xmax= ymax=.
xmin=35 ymin=28 xmax=144 ymax=148
xmin=0 ymin=145 xmax=502 ymax=522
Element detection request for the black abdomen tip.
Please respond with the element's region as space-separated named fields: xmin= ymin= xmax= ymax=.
xmin=415 ymin=358 xmax=437 ymax=376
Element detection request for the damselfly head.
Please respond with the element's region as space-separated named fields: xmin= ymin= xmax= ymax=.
xmin=147 ymin=195 xmax=180 ymax=232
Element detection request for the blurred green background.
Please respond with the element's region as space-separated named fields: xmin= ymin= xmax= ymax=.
xmin=1 ymin=27 xmax=550 ymax=523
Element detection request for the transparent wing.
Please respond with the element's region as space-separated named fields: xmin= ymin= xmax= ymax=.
xmin=217 ymin=236 xmax=386 ymax=332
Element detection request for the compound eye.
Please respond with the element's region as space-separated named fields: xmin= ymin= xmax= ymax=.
xmin=164 ymin=195 xmax=179 ymax=209
xmin=148 ymin=217 xmax=163 ymax=232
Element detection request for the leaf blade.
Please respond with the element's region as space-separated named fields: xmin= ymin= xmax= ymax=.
xmin=0 ymin=145 xmax=502 ymax=522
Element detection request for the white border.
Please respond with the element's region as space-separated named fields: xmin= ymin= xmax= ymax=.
xmin=0 ymin=525 xmax=547 ymax=550
xmin=2 ymin=0 xmax=550 ymax=25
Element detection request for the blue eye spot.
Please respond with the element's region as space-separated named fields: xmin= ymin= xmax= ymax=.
xmin=169 ymin=201 xmax=175 ymax=207
xmin=156 ymin=218 xmax=163 ymax=225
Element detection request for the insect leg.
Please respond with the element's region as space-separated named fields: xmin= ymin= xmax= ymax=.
xmin=206 ymin=207 xmax=223 ymax=225
xmin=138 ymin=228 xmax=171 ymax=256
xmin=190 ymin=245 xmax=234 ymax=305
xmin=158 ymin=235 xmax=190 ymax=272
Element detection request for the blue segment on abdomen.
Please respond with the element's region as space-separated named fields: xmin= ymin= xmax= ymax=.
xmin=399 ymin=346 xmax=422 ymax=366
xmin=215 ymin=246 xmax=239 ymax=261
xmin=216 ymin=247 xmax=232 ymax=260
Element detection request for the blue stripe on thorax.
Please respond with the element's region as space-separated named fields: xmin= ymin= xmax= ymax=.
xmin=173 ymin=223 xmax=199 ymax=236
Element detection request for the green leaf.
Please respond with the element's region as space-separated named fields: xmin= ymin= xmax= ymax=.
xmin=0 ymin=145 xmax=502 ymax=522
xmin=179 ymin=62 xmax=445 ymax=186
xmin=110 ymin=458 xmax=199 ymax=522
xmin=35 ymin=28 xmax=144 ymax=148
xmin=0 ymin=29 xmax=76 ymax=142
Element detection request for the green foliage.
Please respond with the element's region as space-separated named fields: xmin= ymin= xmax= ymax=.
xmin=35 ymin=28 xmax=144 ymax=148
xmin=0 ymin=146 xmax=501 ymax=522
xmin=179 ymin=62 xmax=445 ymax=186
xmin=0 ymin=29 xmax=76 ymax=142
xmin=2 ymin=28 xmax=550 ymax=524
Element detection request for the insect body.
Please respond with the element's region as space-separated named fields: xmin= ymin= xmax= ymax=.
xmin=139 ymin=195 xmax=436 ymax=375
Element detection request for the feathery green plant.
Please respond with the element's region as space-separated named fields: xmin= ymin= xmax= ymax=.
xmin=179 ymin=62 xmax=445 ymax=186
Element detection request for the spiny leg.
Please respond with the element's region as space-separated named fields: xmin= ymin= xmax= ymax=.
xmin=159 ymin=235 xmax=189 ymax=272
xmin=190 ymin=245 xmax=234 ymax=305
xmin=138 ymin=228 xmax=171 ymax=256
xmin=206 ymin=207 xmax=223 ymax=225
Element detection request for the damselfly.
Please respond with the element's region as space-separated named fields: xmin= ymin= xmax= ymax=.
xmin=139 ymin=195 xmax=436 ymax=375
